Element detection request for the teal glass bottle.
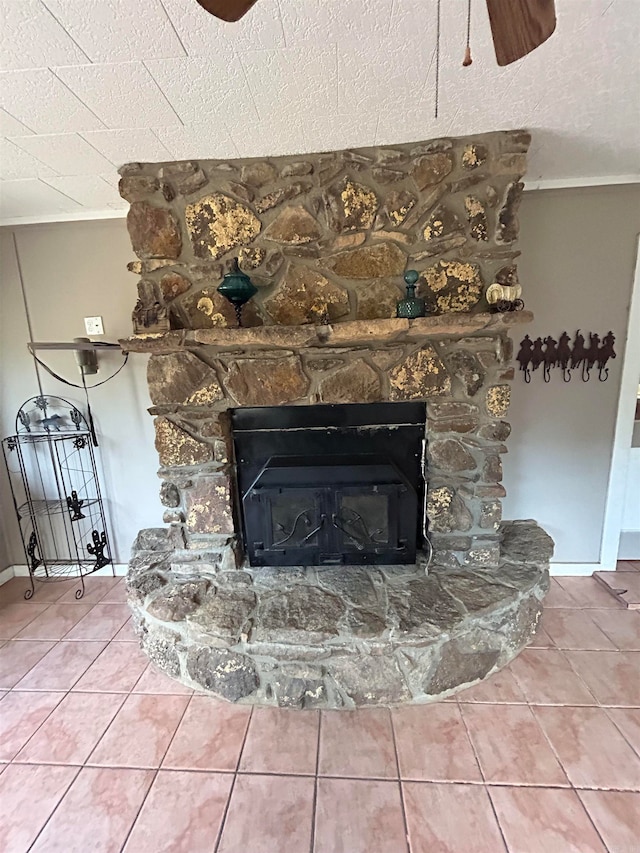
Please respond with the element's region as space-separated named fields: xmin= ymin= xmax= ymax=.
xmin=217 ymin=258 xmax=258 ymax=327
xmin=396 ymin=270 xmax=426 ymax=319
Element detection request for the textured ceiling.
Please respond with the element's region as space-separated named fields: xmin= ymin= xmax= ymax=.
xmin=0 ymin=0 xmax=638 ymax=223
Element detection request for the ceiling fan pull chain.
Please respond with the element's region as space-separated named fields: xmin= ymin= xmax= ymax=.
xmin=434 ymin=0 xmax=441 ymax=118
xmin=463 ymin=0 xmax=473 ymax=65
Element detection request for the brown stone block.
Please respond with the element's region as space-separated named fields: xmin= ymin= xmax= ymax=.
xmin=185 ymin=475 xmax=235 ymax=535
xmin=119 ymin=175 xmax=159 ymax=202
xmin=355 ymin=279 xmax=402 ymax=320
xmin=382 ymin=190 xmax=416 ymax=227
xmin=264 ymin=206 xmax=323 ymax=244
xmin=326 ymin=177 xmax=379 ymax=233
xmin=411 ymin=152 xmax=454 ymax=190
xmin=154 ymin=417 xmax=213 ymax=467
xmin=427 ymin=486 xmax=473 ymax=533
xmin=263 ymin=264 xmax=349 ymax=325
xmin=322 ymin=318 xmax=409 ymax=344
xmin=127 ymin=202 xmax=181 ymax=259
xmin=225 ymin=354 xmax=310 ymax=406
xmin=324 ymin=242 xmax=406 ymax=279
xmin=240 ymin=161 xmax=277 ymax=186
xmin=429 ymin=439 xmax=477 ymax=472
xmin=418 ymin=260 xmax=484 ymax=315
xmin=474 ymin=484 xmax=507 ymax=498
xmin=192 ymin=325 xmax=317 ymax=350
xmin=461 ymin=143 xmax=488 ymax=170
xmin=482 ymin=455 xmax=503 ymax=483
xmin=389 ymin=346 xmax=451 ymax=401
xmin=422 ymin=205 xmax=464 ymax=242
xmin=496 ymin=181 xmax=524 ymax=244
xmin=477 ymin=421 xmax=511 ymax=441
xmin=147 ymin=352 xmax=224 ymax=406
xmin=318 ymin=359 xmax=382 ymax=404
xmin=427 ymin=401 xmax=479 ymax=420
xmin=159 ymin=273 xmax=191 ymax=302
xmin=179 ymin=286 xmax=263 ymax=330
xmin=480 ymin=500 xmax=502 ymax=529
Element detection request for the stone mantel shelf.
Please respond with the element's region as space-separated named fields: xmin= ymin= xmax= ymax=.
xmin=121 ymin=310 xmax=533 ymax=355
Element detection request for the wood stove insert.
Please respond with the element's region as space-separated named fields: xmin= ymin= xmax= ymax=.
xmin=232 ymin=402 xmax=426 ymax=567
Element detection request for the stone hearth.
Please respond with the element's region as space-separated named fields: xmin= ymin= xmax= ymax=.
xmin=127 ymin=521 xmax=552 ymax=708
xmin=119 ymin=130 xmax=552 ymax=708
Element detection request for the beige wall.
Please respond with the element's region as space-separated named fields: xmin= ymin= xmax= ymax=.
xmin=0 ymin=221 xmax=159 ymax=566
xmin=1 ymin=184 xmax=639 ymax=568
xmin=503 ymin=185 xmax=640 ymax=563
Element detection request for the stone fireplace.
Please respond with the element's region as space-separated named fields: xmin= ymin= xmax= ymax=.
xmin=119 ymin=130 xmax=552 ymax=708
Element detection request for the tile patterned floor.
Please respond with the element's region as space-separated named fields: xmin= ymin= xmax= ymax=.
xmin=0 ymin=567 xmax=639 ymax=853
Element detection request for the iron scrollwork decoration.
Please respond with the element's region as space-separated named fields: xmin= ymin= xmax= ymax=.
xmin=517 ymin=331 xmax=616 ymax=384
xmin=18 ymin=409 xmax=31 ymax=432
xmin=87 ymin=530 xmax=110 ymax=570
xmin=66 ymin=490 xmax=86 ymax=521
xmin=70 ymin=408 xmax=83 ymax=430
xmin=27 ymin=531 xmax=42 ymax=571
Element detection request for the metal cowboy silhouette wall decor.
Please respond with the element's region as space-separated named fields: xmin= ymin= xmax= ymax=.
xmin=517 ymin=331 xmax=616 ymax=383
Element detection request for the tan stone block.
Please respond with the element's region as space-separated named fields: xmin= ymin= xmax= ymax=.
xmin=154 ymin=417 xmax=213 ymax=467
xmin=485 ymin=384 xmax=511 ymax=418
xmin=389 ymin=346 xmax=451 ymax=400
xmin=185 ymin=193 xmax=261 ymax=260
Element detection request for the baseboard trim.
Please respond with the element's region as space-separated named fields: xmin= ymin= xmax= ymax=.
xmin=618 ymin=531 xmax=640 ymax=560
xmin=1 ymin=564 xmax=128 ymax=585
xmin=549 ymin=564 xmax=601 ymax=576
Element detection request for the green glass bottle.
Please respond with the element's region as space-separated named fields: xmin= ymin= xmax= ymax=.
xmin=396 ymin=270 xmax=426 ymax=319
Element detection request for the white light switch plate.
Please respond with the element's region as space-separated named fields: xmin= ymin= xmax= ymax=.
xmin=84 ymin=316 xmax=104 ymax=335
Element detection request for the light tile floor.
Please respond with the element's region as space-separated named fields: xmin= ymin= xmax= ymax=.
xmin=0 ymin=567 xmax=639 ymax=853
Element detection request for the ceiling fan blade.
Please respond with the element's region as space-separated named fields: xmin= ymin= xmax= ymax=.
xmin=195 ymin=0 xmax=258 ymax=23
xmin=486 ymin=0 xmax=556 ymax=66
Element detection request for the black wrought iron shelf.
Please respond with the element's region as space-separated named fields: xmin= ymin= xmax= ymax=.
xmin=2 ymin=395 xmax=114 ymax=600
xmin=17 ymin=497 xmax=99 ymax=519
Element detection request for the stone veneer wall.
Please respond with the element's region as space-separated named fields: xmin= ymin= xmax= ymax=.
xmin=121 ymin=129 xmax=529 ymax=330
xmin=124 ymin=313 xmax=521 ymax=571
xmin=120 ymin=130 xmax=531 ymax=571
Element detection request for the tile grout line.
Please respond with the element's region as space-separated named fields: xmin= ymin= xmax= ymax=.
xmin=389 ymin=710 xmax=412 ymax=853
xmin=7 ymin=600 xmax=56 ymax=641
xmin=457 ymin=699 xmax=511 ymax=852
xmin=2 ymin=684 xmax=67 ymax=764
xmin=26 ymin=763 xmax=84 ymax=853
xmin=310 ymin=710 xmax=323 ymax=853
xmin=0 ymin=639 xmax=58 ymax=691
xmin=117 ymin=689 xmax=194 ymax=852
xmin=213 ymin=705 xmax=255 ymax=853
xmin=601 ymin=706 xmax=640 ymax=761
